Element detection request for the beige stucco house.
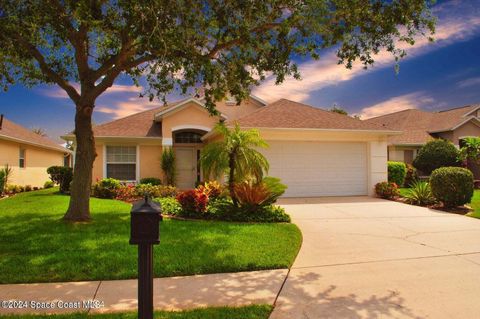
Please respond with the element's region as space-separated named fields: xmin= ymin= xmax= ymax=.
xmin=364 ymin=105 xmax=480 ymax=164
xmin=63 ymin=96 xmax=400 ymax=197
xmin=0 ymin=115 xmax=71 ymax=187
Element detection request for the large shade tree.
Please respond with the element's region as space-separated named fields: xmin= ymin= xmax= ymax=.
xmin=0 ymin=0 xmax=435 ymax=221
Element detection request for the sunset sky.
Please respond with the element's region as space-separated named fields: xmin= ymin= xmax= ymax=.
xmin=0 ymin=0 xmax=479 ymax=142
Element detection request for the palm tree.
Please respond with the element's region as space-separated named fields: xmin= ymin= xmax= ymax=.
xmin=200 ymin=123 xmax=269 ymax=206
xmin=459 ymin=137 xmax=480 ymax=164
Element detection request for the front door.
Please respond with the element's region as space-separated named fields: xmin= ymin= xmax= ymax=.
xmin=175 ymin=147 xmax=197 ymax=189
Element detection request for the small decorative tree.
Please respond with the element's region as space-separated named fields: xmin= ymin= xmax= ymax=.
xmin=161 ymin=147 xmax=176 ymax=186
xmin=0 ymin=164 xmax=12 ymax=193
xmin=200 ymin=123 xmax=269 ymax=206
xmin=459 ymin=137 xmax=480 ymax=164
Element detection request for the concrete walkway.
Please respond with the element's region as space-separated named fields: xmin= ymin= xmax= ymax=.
xmin=0 ymin=269 xmax=287 ymax=315
xmin=272 ymin=197 xmax=480 ymax=319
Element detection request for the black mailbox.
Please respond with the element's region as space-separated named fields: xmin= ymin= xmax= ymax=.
xmin=130 ymin=196 xmax=162 ymax=245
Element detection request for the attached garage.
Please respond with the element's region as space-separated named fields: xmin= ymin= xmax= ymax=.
xmin=203 ymin=99 xmax=400 ymax=197
xmin=262 ymin=141 xmax=368 ymax=197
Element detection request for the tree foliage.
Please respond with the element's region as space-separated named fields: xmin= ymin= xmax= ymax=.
xmin=330 ymin=105 xmax=348 ymax=115
xmin=459 ymin=137 xmax=480 ymax=164
xmin=0 ymin=0 xmax=436 ymax=220
xmin=413 ymin=139 xmax=460 ymax=175
xmin=0 ymin=0 xmax=435 ymax=111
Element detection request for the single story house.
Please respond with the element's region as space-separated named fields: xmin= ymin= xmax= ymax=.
xmin=0 ymin=114 xmax=72 ymax=187
xmin=63 ymin=97 xmax=400 ymax=197
xmin=364 ymin=105 xmax=480 ymax=164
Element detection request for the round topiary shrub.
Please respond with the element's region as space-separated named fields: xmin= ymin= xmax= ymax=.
xmin=413 ymin=139 xmax=460 ymax=175
xmin=388 ymin=161 xmax=406 ymax=186
xmin=92 ymin=178 xmax=121 ymax=199
xmin=430 ymin=167 xmax=474 ymax=208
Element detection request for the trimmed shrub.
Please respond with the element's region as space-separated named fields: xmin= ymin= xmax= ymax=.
xmin=155 ymin=197 xmax=182 ymax=215
xmin=202 ymin=181 xmax=223 ymax=200
xmin=25 ymin=185 xmax=32 ymax=192
xmin=388 ymin=161 xmax=406 ymax=186
xmin=92 ymin=178 xmax=121 ymax=199
xmin=139 ymin=177 xmax=162 ymax=186
xmin=208 ymin=198 xmax=291 ymax=223
xmin=430 ymin=167 xmax=474 ymax=208
xmin=404 ymin=164 xmax=418 ymax=187
xmin=176 ymin=189 xmax=209 ymax=216
xmin=47 ymin=166 xmax=73 ymax=193
xmin=43 ymin=181 xmax=55 ymax=188
xmin=413 ymin=139 xmax=460 ymax=174
xmin=43 ymin=181 xmax=54 ymax=188
xmin=156 ymin=185 xmax=178 ymax=198
xmin=115 ymin=184 xmax=139 ymax=202
xmin=375 ymin=181 xmax=399 ymax=199
xmin=135 ymin=184 xmax=158 ymax=198
xmin=403 ymin=181 xmax=435 ymax=206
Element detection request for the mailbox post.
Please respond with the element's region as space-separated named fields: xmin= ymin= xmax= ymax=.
xmin=130 ymin=196 xmax=162 ymax=319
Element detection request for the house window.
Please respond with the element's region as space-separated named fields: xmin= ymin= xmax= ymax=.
xmin=174 ymin=131 xmax=203 ymax=144
xmin=106 ymin=146 xmax=137 ymax=181
xmin=19 ymin=148 xmax=26 ymax=168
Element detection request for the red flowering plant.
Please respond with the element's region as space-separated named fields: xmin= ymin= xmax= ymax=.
xmin=374 ymin=181 xmax=399 ymax=199
xmin=115 ymin=183 xmax=141 ymax=203
xmin=176 ymin=188 xmax=209 ymax=217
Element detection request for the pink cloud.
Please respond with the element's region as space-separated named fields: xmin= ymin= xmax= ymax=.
xmin=96 ymin=97 xmax=162 ymax=119
xmin=39 ymin=84 xmax=142 ymax=99
xmin=253 ymin=1 xmax=480 ymax=103
xmin=356 ymin=92 xmax=435 ymax=119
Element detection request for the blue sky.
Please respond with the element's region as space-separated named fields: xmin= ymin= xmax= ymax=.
xmin=1 ymin=0 xmax=480 ymax=142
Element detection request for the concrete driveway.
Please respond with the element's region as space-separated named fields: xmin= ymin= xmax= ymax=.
xmin=271 ymin=197 xmax=480 ymax=319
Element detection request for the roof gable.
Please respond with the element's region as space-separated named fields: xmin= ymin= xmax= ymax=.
xmin=364 ymin=104 xmax=480 ymax=145
xmin=0 ymin=117 xmax=69 ymax=153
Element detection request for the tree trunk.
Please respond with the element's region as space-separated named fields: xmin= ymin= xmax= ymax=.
xmin=63 ymin=104 xmax=96 ymax=222
xmin=228 ymin=152 xmax=238 ymax=207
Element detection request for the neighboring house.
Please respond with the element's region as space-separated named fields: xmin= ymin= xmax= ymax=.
xmin=63 ymin=97 xmax=399 ymax=197
xmin=0 ymin=114 xmax=72 ymax=187
xmin=364 ymin=105 xmax=480 ymax=164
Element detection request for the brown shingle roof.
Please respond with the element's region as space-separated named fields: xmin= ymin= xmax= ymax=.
xmin=364 ymin=105 xmax=480 ymax=145
xmin=90 ymin=100 xmax=189 ymax=138
xmin=0 ymin=117 xmax=69 ymax=153
xmin=230 ymin=99 xmax=392 ymax=131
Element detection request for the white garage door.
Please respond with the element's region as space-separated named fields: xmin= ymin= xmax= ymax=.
xmin=262 ymin=141 xmax=368 ymax=197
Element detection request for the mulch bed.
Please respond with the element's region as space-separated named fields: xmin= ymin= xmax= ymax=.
xmin=392 ymin=196 xmax=472 ymax=215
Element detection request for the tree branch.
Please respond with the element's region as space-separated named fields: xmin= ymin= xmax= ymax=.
xmin=12 ymin=34 xmax=80 ymax=103
xmin=207 ymin=23 xmax=282 ymax=58
xmin=48 ymin=0 xmax=92 ymax=82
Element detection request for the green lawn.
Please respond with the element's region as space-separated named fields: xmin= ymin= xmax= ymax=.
xmin=0 ymin=305 xmax=272 ymax=319
xmin=467 ymin=190 xmax=480 ymax=219
xmin=0 ymin=188 xmax=301 ymax=284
